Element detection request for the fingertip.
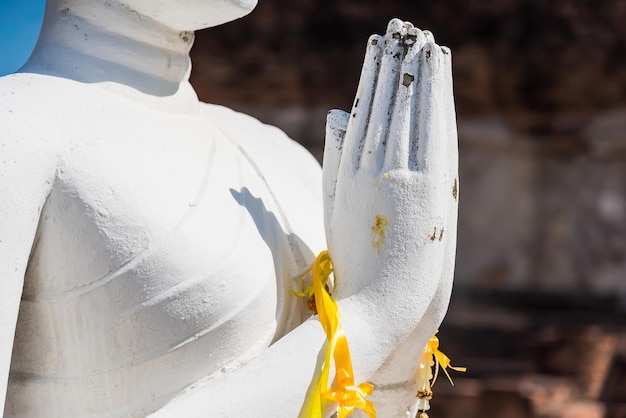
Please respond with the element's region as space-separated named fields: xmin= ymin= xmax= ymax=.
xmin=386 ymin=18 xmax=404 ymax=36
xmin=403 ymin=29 xmax=423 ymax=63
xmin=367 ymin=34 xmax=384 ymax=50
xmin=423 ymin=30 xmax=435 ymax=43
xmin=326 ymin=109 xmax=350 ymax=132
xmin=423 ymin=41 xmax=442 ymax=72
xmin=404 ymin=27 xmax=418 ymax=46
xmin=439 ymin=46 xmax=452 ymax=73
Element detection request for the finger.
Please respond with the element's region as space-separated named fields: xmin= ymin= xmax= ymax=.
xmin=440 ymin=45 xmax=459 ymax=178
xmin=340 ymin=34 xmax=384 ymax=173
xmin=323 ymin=109 xmax=350 ymax=243
xmin=423 ymin=30 xmax=435 ymax=43
xmin=360 ymin=18 xmax=407 ymax=174
xmin=414 ymin=42 xmax=448 ymax=176
xmin=438 ymin=45 xmax=460 ymax=215
xmin=383 ymin=27 xmax=427 ymax=171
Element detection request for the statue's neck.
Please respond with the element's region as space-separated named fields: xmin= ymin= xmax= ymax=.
xmin=21 ymin=0 xmax=197 ymax=102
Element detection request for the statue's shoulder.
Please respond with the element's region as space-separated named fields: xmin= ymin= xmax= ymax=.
xmin=0 ymin=73 xmax=119 ymax=152
xmin=0 ymin=74 xmax=81 ymax=176
xmin=0 ymin=74 xmax=60 ymax=195
xmin=0 ymin=72 xmax=77 ymax=102
xmin=0 ymin=73 xmax=85 ymax=132
xmin=0 ymin=74 xmax=70 ymax=144
xmin=200 ymin=103 xmax=322 ymax=178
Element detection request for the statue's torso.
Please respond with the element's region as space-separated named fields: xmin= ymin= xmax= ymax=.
xmin=4 ymin=76 xmax=325 ymax=417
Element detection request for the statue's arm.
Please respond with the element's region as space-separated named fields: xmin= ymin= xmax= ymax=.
xmin=0 ymin=123 xmax=56 ymax=413
xmin=152 ymin=19 xmax=458 ymax=417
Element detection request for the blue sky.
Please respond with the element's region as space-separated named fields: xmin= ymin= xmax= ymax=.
xmin=0 ymin=0 xmax=45 ymax=76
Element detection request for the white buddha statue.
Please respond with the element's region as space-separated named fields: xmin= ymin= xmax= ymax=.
xmin=0 ymin=0 xmax=458 ymax=417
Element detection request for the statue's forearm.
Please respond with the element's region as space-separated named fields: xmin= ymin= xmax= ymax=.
xmin=149 ymin=319 xmax=326 ymax=417
xmin=150 ymin=288 xmax=441 ymax=417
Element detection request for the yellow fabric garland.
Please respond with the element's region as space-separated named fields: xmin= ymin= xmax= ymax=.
xmin=415 ymin=332 xmax=467 ymax=416
xmin=425 ymin=333 xmax=466 ymax=387
xmin=297 ymin=251 xmax=376 ymax=418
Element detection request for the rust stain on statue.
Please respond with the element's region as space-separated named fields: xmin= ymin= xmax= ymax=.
xmin=179 ymin=31 xmax=193 ymax=44
xmin=371 ymin=214 xmax=389 ymax=254
xmin=403 ymin=73 xmax=415 ymax=87
xmin=452 ymin=178 xmax=458 ymax=200
xmin=429 ymin=227 xmax=437 ymax=242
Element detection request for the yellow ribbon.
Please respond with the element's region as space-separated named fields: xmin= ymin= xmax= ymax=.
xmin=297 ymin=251 xmax=376 ymax=418
xmin=425 ymin=333 xmax=466 ymax=387
xmin=415 ymin=333 xmax=466 ymax=416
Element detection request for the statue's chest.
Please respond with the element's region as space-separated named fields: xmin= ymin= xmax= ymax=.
xmin=8 ymin=101 xmax=325 ymax=416
xmin=12 ymin=130 xmax=298 ymax=403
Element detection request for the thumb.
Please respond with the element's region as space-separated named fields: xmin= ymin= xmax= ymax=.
xmin=322 ymin=109 xmax=350 ymax=244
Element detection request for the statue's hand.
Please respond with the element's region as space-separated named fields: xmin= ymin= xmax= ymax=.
xmin=323 ymin=19 xmax=458 ymax=337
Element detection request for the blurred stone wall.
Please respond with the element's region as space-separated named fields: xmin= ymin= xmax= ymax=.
xmin=190 ymin=0 xmax=626 ymax=304
xmin=189 ymin=2 xmax=626 ymax=416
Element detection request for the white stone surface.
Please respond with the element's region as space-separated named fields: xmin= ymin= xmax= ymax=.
xmin=0 ymin=1 xmax=458 ymax=416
